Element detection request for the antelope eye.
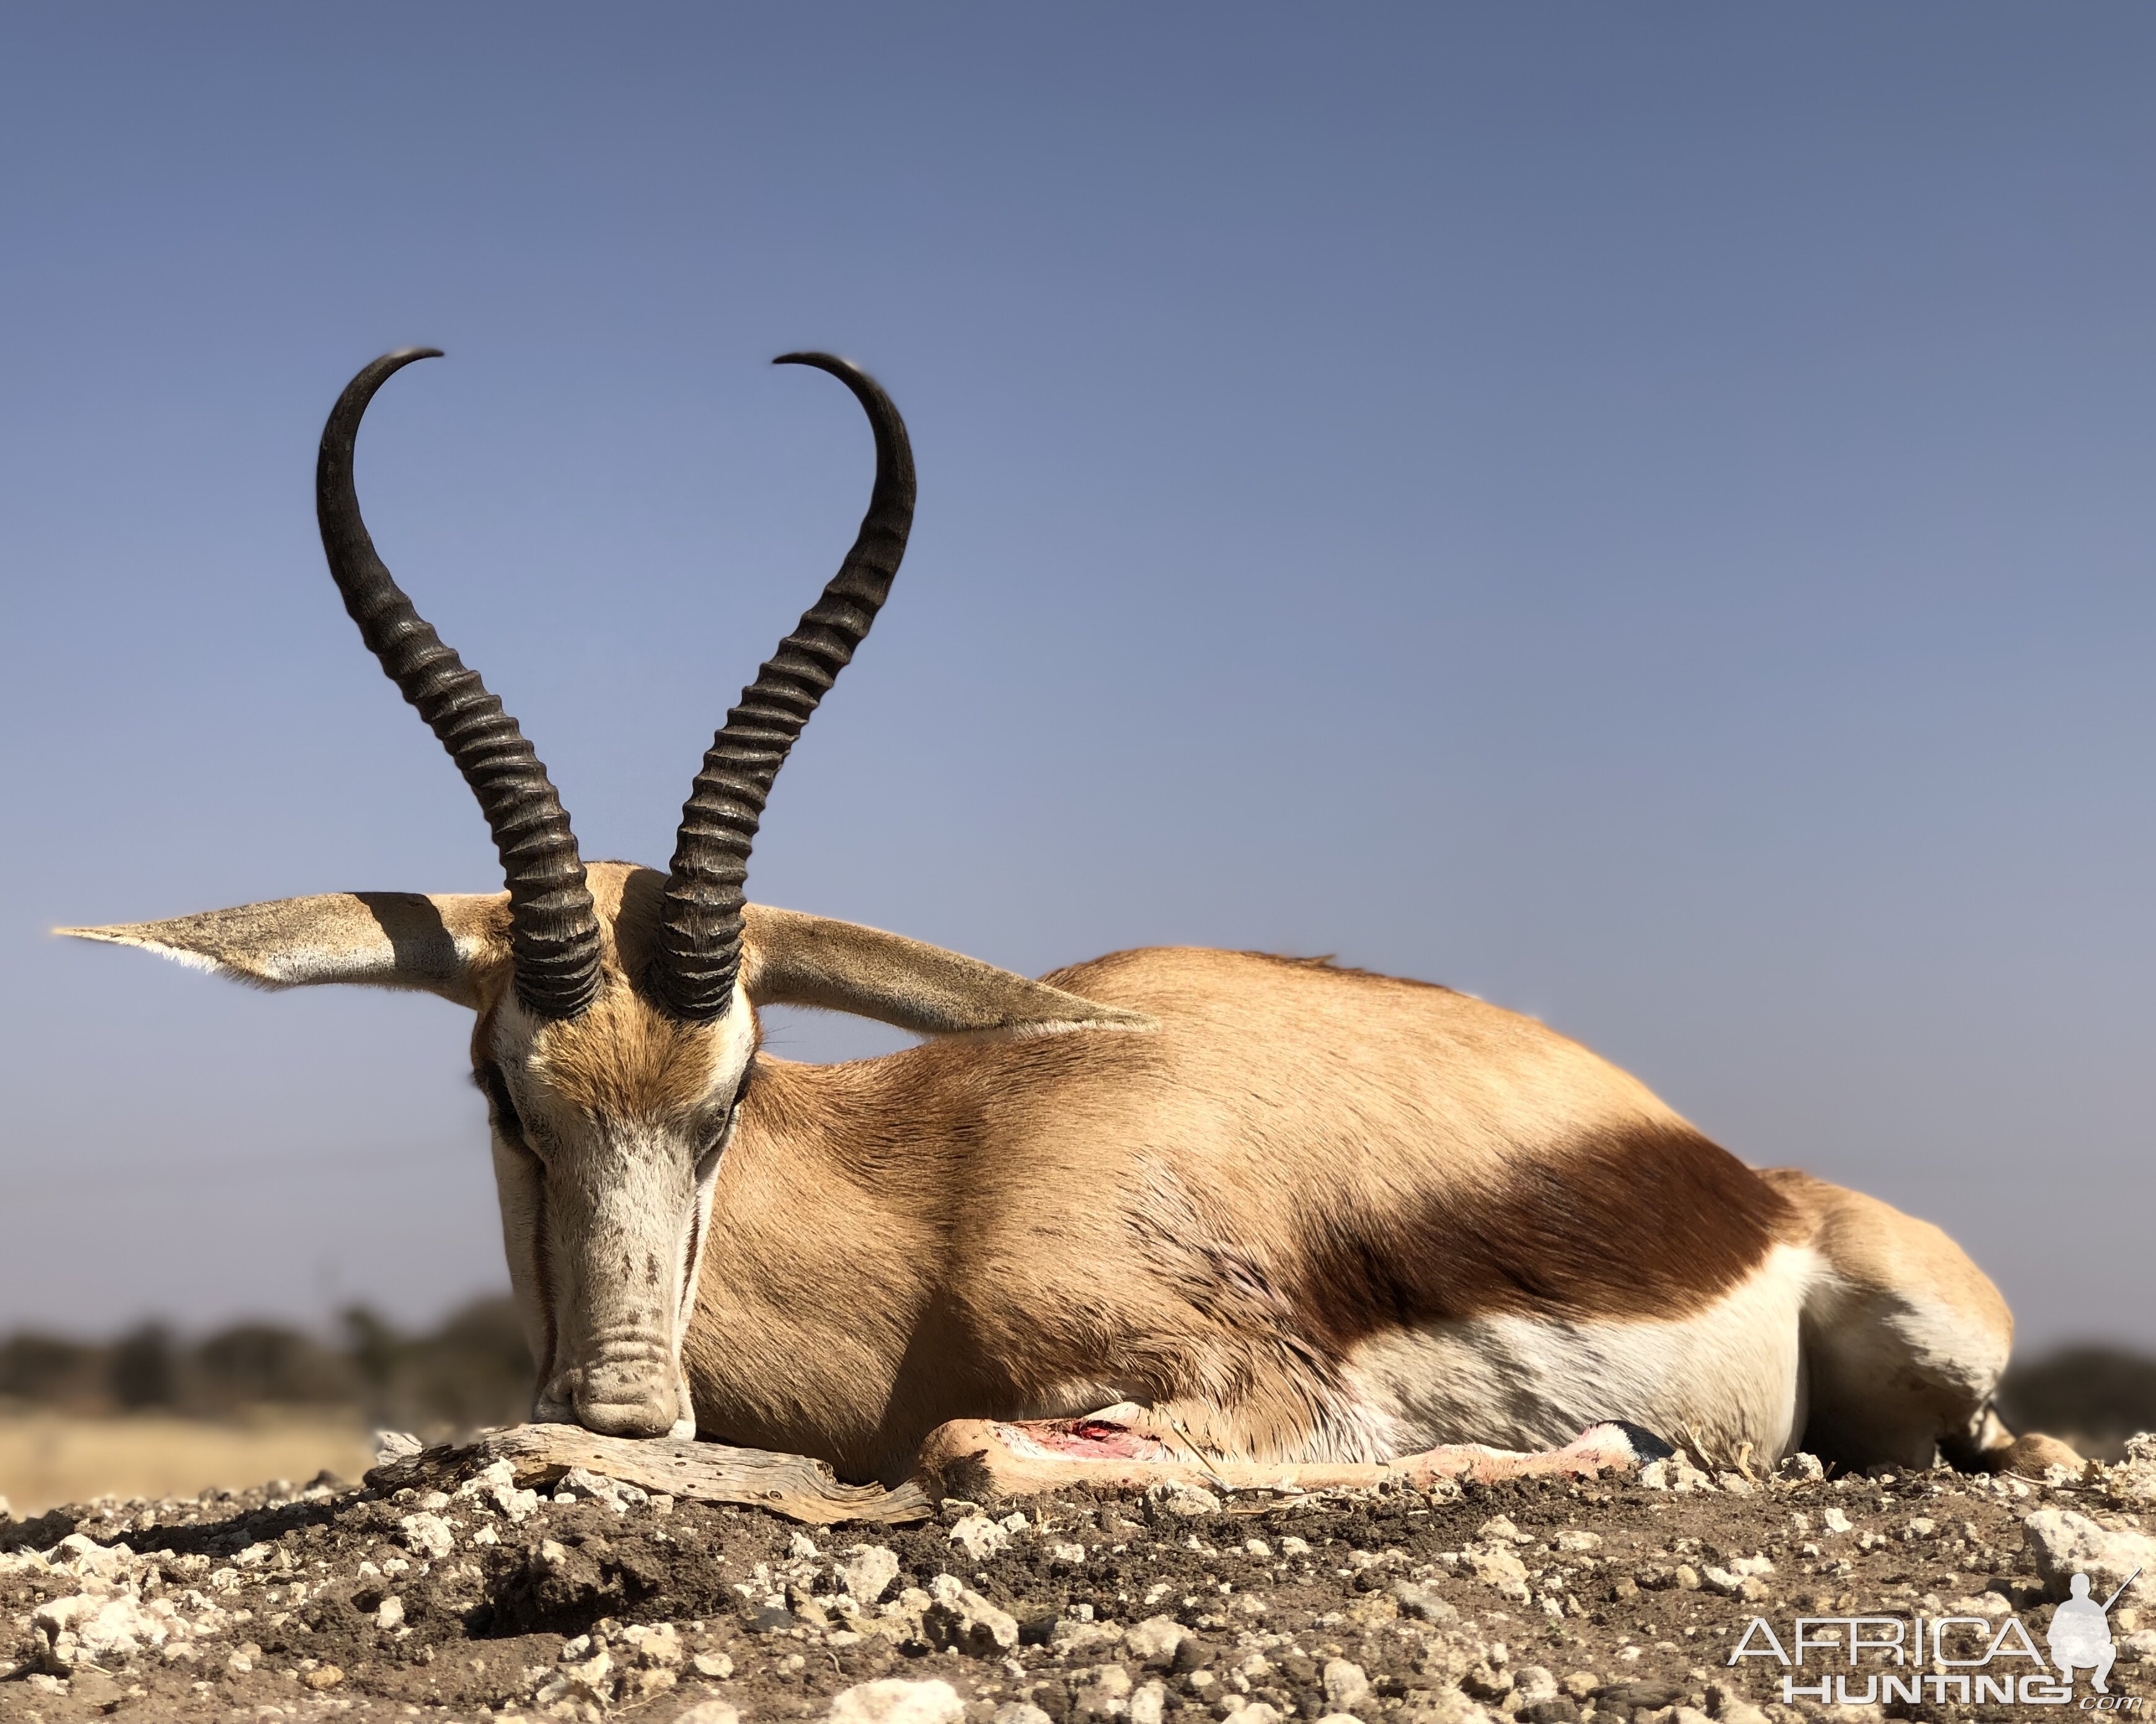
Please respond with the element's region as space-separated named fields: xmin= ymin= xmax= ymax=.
xmin=694 ymin=1081 xmax=749 ymax=1176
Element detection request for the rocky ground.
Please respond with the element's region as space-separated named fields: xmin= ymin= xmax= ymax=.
xmin=2 ymin=1438 xmax=2153 ymax=1724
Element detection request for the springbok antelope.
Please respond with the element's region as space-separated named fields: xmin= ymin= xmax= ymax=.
xmin=64 ymin=350 xmax=2062 ymax=1490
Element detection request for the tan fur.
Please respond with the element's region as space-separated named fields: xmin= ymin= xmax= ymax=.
xmin=61 ymin=862 xmax=2025 ymax=1480
xmin=744 ymin=904 xmax=1152 ymax=1038
xmin=531 ymin=984 xmax=730 ymax=1123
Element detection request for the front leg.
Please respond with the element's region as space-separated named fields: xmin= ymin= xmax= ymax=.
xmin=914 ymin=1406 xmax=1672 ymax=1499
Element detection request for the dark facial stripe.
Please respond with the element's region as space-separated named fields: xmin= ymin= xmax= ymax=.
xmin=473 ymin=1056 xmax=526 ymax=1146
xmin=1284 ymin=1117 xmax=1795 ymax=1353
xmin=528 ymin=1147 xmax=557 ymax=1394
xmin=473 ymin=1050 xmax=557 ymax=1392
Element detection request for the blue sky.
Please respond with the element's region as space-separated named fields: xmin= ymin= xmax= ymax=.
xmin=2 ymin=5 xmax=2149 ymax=1353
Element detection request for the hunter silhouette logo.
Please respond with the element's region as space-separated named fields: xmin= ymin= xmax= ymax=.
xmin=1730 ymin=1568 xmax=2144 ymax=1710
xmin=2051 ymin=1570 xmax=2141 ymax=1695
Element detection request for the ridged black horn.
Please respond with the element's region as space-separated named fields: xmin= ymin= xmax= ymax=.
xmin=317 ymin=348 xmax=604 ymax=1020
xmin=650 ymin=353 xmax=916 ymax=1022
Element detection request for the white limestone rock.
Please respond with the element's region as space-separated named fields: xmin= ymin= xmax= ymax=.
xmin=2022 ymin=1508 xmax=2156 ymax=1606
xmin=397 ymin=1511 xmax=456 ymax=1561
xmin=838 ymin=1544 xmax=903 ymax=1606
xmin=828 ymin=1678 xmax=967 ymax=1724
xmin=948 ymin=1511 xmax=1013 ymax=1561
xmin=924 ymin=1573 xmax=1020 ymax=1655
xmin=1124 ymin=1614 xmax=1189 ymax=1669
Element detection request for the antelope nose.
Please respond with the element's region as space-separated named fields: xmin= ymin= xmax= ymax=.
xmin=573 ymin=1366 xmax=677 ymax=1439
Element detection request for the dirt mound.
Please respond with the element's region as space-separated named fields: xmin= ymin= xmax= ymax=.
xmin=2 ymin=1441 xmax=2152 ymax=1722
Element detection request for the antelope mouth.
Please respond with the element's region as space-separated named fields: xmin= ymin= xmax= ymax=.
xmin=544 ymin=1351 xmax=683 ymax=1440
xmin=571 ymin=1392 xmax=679 ymax=1439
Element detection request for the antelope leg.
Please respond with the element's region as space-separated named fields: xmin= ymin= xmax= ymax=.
xmin=913 ymin=1413 xmax=1673 ymax=1500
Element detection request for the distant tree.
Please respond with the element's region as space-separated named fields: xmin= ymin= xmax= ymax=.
xmin=108 ymin=1324 xmax=175 ymax=1410
xmin=0 ymin=1333 xmax=105 ymax=1411
xmin=2 ymin=1295 xmax=532 ymax=1435
xmin=340 ymin=1306 xmax=402 ymax=1430
xmin=394 ymin=1296 xmax=531 ymax=1432
xmin=192 ymin=1324 xmax=357 ymax=1410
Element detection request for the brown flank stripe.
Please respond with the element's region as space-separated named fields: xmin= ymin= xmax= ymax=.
xmin=1287 ymin=1118 xmax=1796 ymax=1351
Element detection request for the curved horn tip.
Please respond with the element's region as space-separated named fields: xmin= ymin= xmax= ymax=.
xmin=772 ymin=350 xmax=855 ymax=373
xmin=329 ymin=348 xmax=444 ymax=410
xmin=345 ymin=348 xmax=445 ymax=387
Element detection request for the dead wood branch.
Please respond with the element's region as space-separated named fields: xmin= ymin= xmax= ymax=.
xmin=362 ymin=1422 xmax=932 ymax=1526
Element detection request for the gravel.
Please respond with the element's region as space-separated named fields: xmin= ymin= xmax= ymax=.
xmin=2 ymin=1436 xmax=2152 ymax=1722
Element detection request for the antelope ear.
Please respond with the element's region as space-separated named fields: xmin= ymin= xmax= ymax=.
xmin=56 ymin=891 xmax=511 ymax=1009
xmin=741 ymin=906 xmax=1152 ymax=1038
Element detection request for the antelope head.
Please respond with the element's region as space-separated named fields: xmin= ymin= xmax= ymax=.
xmin=63 ymin=350 xmax=1139 ymax=1439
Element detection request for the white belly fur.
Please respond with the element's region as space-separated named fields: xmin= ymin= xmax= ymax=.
xmin=1340 ymin=1243 xmax=1818 ymax=1462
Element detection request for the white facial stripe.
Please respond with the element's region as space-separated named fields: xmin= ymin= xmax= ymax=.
xmin=666 ymin=1152 xmax=723 ymax=1438
xmin=492 ymin=997 xmax=753 ymax=1436
xmin=487 ymin=1134 xmax=555 ymax=1402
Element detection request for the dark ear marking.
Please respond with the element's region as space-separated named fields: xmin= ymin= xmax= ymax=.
xmin=474 ymin=1056 xmax=529 ymax=1149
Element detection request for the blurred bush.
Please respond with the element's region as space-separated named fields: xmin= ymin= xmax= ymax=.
xmin=0 ymin=1333 xmax=108 ymax=1411
xmin=12 ymin=1313 xmax=2143 ymax=1461
xmin=342 ymin=1299 xmax=532 ymax=1435
xmin=1998 ymin=1345 xmax=2156 ymax=1462
xmin=0 ymin=1297 xmax=529 ymax=1438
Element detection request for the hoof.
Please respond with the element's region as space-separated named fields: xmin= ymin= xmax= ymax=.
xmin=1990 ymin=1431 xmax=2087 ymax=1478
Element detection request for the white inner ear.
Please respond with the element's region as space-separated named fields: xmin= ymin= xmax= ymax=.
xmin=754 ymin=1004 xmax=922 ymax=1064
